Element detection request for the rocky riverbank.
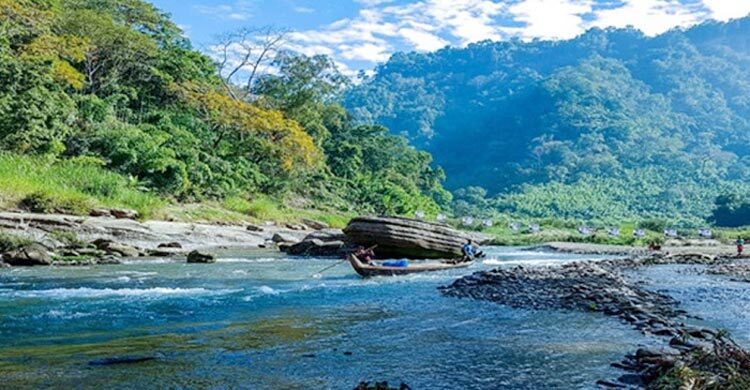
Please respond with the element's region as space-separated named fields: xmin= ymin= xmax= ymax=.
xmin=0 ymin=211 xmax=322 ymax=267
xmin=537 ymin=241 xmax=741 ymax=257
xmin=440 ymin=257 xmax=750 ymax=388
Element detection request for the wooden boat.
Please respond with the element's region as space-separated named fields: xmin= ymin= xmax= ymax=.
xmin=348 ymin=253 xmax=473 ymax=278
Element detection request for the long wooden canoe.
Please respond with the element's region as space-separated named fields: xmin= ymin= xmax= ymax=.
xmin=348 ymin=253 xmax=473 ymax=278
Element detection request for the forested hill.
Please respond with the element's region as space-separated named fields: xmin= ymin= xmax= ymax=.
xmin=346 ymin=18 xmax=750 ymax=225
xmin=0 ymin=0 xmax=450 ymax=221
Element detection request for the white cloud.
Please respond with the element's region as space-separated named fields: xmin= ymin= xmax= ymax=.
xmin=356 ymin=0 xmax=396 ymax=6
xmin=398 ymin=27 xmax=449 ymax=51
xmin=212 ymin=0 xmax=750 ymax=76
xmin=590 ymin=0 xmax=704 ymax=36
xmin=338 ymin=42 xmax=393 ymax=62
xmin=195 ymin=1 xmax=255 ymax=21
xmin=508 ymin=0 xmax=592 ymax=40
xmin=293 ymin=6 xmax=315 ymax=14
xmin=702 ymin=0 xmax=750 ymax=21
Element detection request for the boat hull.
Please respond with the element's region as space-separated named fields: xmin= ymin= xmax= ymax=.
xmin=348 ymin=254 xmax=473 ymax=278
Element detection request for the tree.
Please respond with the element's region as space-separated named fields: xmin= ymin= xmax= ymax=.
xmin=214 ymin=26 xmax=287 ymax=101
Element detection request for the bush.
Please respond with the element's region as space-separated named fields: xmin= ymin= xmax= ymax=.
xmin=0 ymin=153 xmax=166 ymax=218
xmin=0 ymin=232 xmax=33 ymax=252
xmin=19 ymin=191 xmax=92 ymax=214
xmin=49 ymin=229 xmax=85 ymax=247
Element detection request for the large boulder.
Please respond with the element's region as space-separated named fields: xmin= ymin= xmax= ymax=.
xmin=92 ymin=239 xmax=140 ymax=258
xmin=343 ymin=216 xmax=489 ymax=259
xmin=187 ymin=250 xmax=216 ymax=263
xmin=285 ymin=239 xmax=346 ymax=256
xmin=282 ymin=229 xmax=353 ymax=256
xmin=272 ymin=232 xmax=302 ymax=244
xmin=3 ymin=243 xmax=53 ymax=266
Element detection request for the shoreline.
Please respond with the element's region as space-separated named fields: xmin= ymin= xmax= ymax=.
xmin=535 ymin=241 xmax=742 ymax=258
xmin=0 ymin=211 xmax=311 ymax=252
xmin=441 ymin=256 xmax=750 ymax=388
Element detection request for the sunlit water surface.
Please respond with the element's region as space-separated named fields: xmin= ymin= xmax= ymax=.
xmin=1 ymin=247 xmax=747 ymax=389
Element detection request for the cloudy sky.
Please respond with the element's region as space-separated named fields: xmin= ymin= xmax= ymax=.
xmin=150 ymin=0 xmax=750 ymax=74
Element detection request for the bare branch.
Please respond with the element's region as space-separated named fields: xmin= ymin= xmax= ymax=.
xmin=212 ymin=26 xmax=288 ymax=101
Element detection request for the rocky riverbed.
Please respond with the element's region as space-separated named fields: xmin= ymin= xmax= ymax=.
xmin=440 ymin=257 xmax=750 ymax=388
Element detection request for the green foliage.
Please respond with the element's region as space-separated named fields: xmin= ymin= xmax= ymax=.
xmin=0 ymin=0 xmax=449 ymax=222
xmin=0 ymin=232 xmax=33 ymax=253
xmin=712 ymin=193 xmax=750 ymax=227
xmin=0 ymin=152 xmax=165 ymax=218
xmin=348 ymin=20 xmax=750 ymax=225
xmin=49 ymin=229 xmax=85 ymax=247
xmin=19 ymin=191 xmax=92 ymax=214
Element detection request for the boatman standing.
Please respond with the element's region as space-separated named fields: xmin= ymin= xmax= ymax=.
xmin=737 ymin=237 xmax=745 ymax=257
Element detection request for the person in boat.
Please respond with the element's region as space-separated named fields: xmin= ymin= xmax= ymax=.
xmin=354 ymin=245 xmax=376 ymax=264
xmin=461 ymin=239 xmax=484 ymax=261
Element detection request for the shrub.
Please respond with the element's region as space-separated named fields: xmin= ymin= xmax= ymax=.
xmin=49 ymin=229 xmax=85 ymax=247
xmin=0 ymin=232 xmax=33 ymax=252
xmin=19 ymin=191 xmax=92 ymax=214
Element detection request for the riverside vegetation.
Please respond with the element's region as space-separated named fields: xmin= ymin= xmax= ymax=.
xmin=0 ymin=0 xmax=449 ymax=227
xmin=5 ymin=1 xmax=750 ymax=234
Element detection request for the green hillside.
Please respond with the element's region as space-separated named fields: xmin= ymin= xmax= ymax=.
xmin=346 ymin=19 xmax=750 ymax=225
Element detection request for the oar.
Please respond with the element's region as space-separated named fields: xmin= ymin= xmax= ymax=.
xmin=311 ymin=259 xmax=347 ymax=278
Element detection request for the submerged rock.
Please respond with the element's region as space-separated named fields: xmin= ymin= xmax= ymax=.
xmin=245 ymin=223 xmax=264 ymax=232
xmin=2 ymin=243 xmax=53 ymax=266
xmin=88 ymin=355 xmax=156 ymax=366
xmin=344 ymin=216 xmax=489 ymax=259
xmin=354 ymin=382 xmax=411 ymax=390
xmin=157 ymin=242 xmax=182 ymax=249
xmin=187 ymin=250 xmax=216 ymax=263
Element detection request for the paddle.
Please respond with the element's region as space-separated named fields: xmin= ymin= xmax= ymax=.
xmin=311 ymin=259 xmax=347 ymax=278
xmin=311 ymin=245 xmax=377 ymax=278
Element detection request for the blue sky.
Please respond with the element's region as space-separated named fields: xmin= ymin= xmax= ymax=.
xmin=150 ymin=0 xmax=750 ymax=75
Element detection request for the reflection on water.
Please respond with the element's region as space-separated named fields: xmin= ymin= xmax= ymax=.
xmin=1 ymin=247 xmax=726 ymax=389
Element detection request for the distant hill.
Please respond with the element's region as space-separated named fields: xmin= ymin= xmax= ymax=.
xmin=345 ymin=17 xmax=750 ymax=224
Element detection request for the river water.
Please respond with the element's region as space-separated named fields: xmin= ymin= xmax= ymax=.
xmin=0 ymin=247 xmax=747 ymax=389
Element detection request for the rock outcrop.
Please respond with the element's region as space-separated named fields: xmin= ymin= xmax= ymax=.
xmin=343 ymin=216 xmax=489 ymax=259
xmin=92 ymin=239 xmax=140 ymax=258
xmin=282 ymin=229 xmax=353 ymax=257
xmin=301 ymin=218 xmax=329 ymax=230
xmin=2 ymin=243 xmax=53 ymax=266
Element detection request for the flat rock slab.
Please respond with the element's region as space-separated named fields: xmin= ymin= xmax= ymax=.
xmin=344 ymin=216 xmax=490 ymax=259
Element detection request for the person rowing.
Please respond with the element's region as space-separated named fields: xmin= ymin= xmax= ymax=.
xmin=461 ymin=239 xmax=484 ymax=262
xmin=354 ymin=245 xmax=377 ymax=264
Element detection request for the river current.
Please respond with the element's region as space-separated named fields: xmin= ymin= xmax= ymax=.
xmin=1 ymin=247 xmax=748 ymax=389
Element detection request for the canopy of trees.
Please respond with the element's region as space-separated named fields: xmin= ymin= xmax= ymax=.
xmin=0 ymin=0 xmax=449 ymax=215
xmin=346 ymin=19 xmax=750 ymax=225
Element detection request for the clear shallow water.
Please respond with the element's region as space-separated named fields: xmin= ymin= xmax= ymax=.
xmin=628 ymin=265 xmax=750 ymax=347
xmin=0 ymin=248 xmax=660 ymax=389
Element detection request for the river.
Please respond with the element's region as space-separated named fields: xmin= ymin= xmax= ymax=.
xmin=0 ymin=247 xmax=747 ymax=389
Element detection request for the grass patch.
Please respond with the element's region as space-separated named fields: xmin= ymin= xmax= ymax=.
xmin=0 ymin=232 xmax=33 ymax=252
xmin=0 ymin=153 xmax=166 ymax=219
xmin=48 ymin=229 xmax=86 ymax=247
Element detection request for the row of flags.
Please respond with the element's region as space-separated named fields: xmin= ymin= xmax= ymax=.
xmin=578 ymin=226 xmax=713 ymax=238
xmin=418 ymin=212 xmax=714 ymax=238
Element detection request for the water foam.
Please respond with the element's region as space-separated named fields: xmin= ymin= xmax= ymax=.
xmin=1 ymin=287 xmax=240 ymax=299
